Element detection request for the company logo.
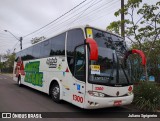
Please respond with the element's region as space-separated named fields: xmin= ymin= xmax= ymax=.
xmin=95 ymin=87 xmax=104 ymax=91
xmin=116 ymin=91 xmax=120 ymax=96
xmin=46 ymin=57 xmax=57 ymax=68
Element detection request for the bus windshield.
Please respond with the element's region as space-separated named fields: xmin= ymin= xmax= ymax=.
xmin=86 ymin=28 xmax=132 ymax=86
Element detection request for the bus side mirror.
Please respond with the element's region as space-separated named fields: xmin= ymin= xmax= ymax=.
xmin=124 ymin=49 xmax=146 ymax=66
xmin=86 ymin=38 xmax=98 ymax=61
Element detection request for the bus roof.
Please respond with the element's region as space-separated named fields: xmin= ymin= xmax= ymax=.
xmin=16 ymin=25 xmax=123 ymax=53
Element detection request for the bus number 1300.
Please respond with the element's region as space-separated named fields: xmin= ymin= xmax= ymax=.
xmin=73 ymin=95 xmax=83 ymax=103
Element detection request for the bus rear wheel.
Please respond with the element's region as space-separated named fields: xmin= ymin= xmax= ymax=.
xmin=50 ymin=83 xmax=61 ymax=103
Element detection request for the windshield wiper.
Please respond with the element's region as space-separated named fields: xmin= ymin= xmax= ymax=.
xmin=120 ymin=64 xmax=130 ymax=83
xmin=108 ymin=53 xmax=116 ymax=84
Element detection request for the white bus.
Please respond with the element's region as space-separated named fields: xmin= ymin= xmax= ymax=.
xmin=13 ymin=26 xmax=146 ymax=109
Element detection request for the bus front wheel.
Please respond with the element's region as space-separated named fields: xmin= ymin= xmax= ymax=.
xmin=50 ymin=83 xmax=61 ymax=103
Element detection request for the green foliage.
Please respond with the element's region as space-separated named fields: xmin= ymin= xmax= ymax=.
xmin=134 ymin=82 xmax=160 ymax=111
xmin=107 ymin=1 xmax=160 ymax=49
xmin=1 ymin=50 xmax=15 ymax=73
xmin=129 ymin=54 xmax=144 ymax=82
xmin=132 ymin=40 xmax=160 ymax=82
xmin=0 ymin=62 xmax=3 ymax=69
xmin=107 ymin=0 xmax=160 ymax=82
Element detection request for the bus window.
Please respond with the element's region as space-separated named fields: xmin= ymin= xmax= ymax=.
xmin=74 ymin=45 xmax=85 ymax=81
xmin=26 ymin=47 xmax=34 ymax=60
xmin=32 ymin=44 xmax=41 ymax=59
xmin=21 ymin=49 xmax=27 ymax=60
xmin=50 ymin=33 xmax=65 ymax=56
xmin=67 ymin=29 xmax=84 ymax=75
xmin=40 ymin=40 xmax=51 ymax=58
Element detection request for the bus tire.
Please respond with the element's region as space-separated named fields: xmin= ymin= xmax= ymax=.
xmin=50 ymin=83 xmax=61 ymax=103
xmin=18 ymin=76 xmax=22 ymax=87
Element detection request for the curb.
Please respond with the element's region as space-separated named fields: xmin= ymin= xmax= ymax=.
xmin=0 ymin=73 xmax=13 ymax=78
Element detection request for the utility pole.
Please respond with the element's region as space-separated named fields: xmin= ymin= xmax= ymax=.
xmin=20 ymin=37 xmax=23 ymax=50
xmin=121 ymin=0 xmax=125 ymax=38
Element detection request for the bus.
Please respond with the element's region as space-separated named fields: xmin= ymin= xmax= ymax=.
xmin=13 ymin=25 xmax=146 ymax=109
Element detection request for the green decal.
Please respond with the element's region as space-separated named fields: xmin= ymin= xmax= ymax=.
xmin=24 ymin=61 xmax=43 ymax=87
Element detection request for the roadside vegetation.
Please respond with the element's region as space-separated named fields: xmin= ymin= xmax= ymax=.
xmin=0 ymin=50 xmax=15 ymax=73
xmin=134 ymin=82 xmax=160 ymax=112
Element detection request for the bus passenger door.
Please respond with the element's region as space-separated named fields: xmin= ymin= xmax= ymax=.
xmin=72 ymin=45 xmax=86 ymax=107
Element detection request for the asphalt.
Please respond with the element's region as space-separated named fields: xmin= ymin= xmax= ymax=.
xmin=0 ymin=74 xmax=159 ymax=121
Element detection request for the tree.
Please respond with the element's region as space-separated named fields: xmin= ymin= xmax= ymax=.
xmin=2 ymin=50 xmax=16 ymax=73
xmin=0 ymin=62 xmax=3 ymax=72
xmin=132 ymin=39 xmax=160 ymax=82
xmin=107 ymin=0 xmax=160 ymax=48
xmin=107 ymin=0 xmax=160 ymax=81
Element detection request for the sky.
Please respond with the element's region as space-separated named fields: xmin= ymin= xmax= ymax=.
xmin=0 ymin=0 xmax=159 ymax=54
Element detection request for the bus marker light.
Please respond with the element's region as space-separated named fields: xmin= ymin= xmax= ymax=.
xmin=65 ymin=68 xmax=69 ymax=72
xmin=128 ymin=86 xmax=132 ymax=92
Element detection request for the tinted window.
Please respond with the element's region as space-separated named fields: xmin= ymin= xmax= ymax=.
xmin=50 ymin=33 xmax=65 ymax=56
xmin=111 ymin=34 xmax=118 ymax=41
xmin=74 ymin=45 xmax=85 ymax=81
xmin=32 ymin=44 xmax=41 ymax=59
xmin=40 ymin=40 xmax=51 ymax=58
xmin=67 ymin=29 xmax=85 ymax=75
xmin=88 ymin=28 xmax=132 ymax=86
xmin=26 ymin=47 xmax=34 ymax=60
xmin=21 ymin=49 xmax=27 ymax=60
xmin=16 ymin=52 xmax=21 ymax=58
xmin=67 ymin=29 xmax=84 ymax=56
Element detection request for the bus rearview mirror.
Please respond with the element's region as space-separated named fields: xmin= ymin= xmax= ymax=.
xmin=86 ymin=38 xmax=98 ymax=61
xmin=124 ymin=49 xmax=146 ymax=66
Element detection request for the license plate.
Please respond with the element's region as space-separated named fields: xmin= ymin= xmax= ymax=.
xmin=114 ymin=100 xmax=122 ymax=106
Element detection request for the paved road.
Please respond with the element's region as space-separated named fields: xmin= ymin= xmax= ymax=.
xmin=0 ymin=74 xmax=158 ymax=121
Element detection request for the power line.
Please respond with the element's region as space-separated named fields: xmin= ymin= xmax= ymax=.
xmin=22 ymin=0 xmax=94 ymax=40
xmin=23 ymin=0 xmax=88 ymax=38
xmin=35 ymin=0 xmax=116 ymax=37
xmin=77 ymin=0 xmax=119 ymax=24
xmin=23 ymin=0 xmax=104 ymax=40
xmin=21 ymin=0 xmax=119 ymax=47
xmin=66 ymin=0 xmax=103 ymax=29
xmin=11 ymin=41 xmax=19 ymax=52
xmin=76 ymin=0 xmax=119 ymax=22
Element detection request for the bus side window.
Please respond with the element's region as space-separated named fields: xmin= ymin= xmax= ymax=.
xmin=32 ymin=44 xmax=41 ymax=59
xmin=40 ymin=40 xmax=51 ymax=58
xmin=67 ymin=29 xmax=85 ymax=77
xmin=50 ymin=33 xmax=65 ymax=56
xmin=74 ymin=45 xmax=85 ymax=81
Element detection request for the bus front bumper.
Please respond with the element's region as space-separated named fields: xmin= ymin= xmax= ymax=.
xmin=83 ymin=93 xmax=134 ymax=109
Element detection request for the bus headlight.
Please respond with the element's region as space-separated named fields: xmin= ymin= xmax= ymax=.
xmin=88 ymin=91 xmax=105 ymax=97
